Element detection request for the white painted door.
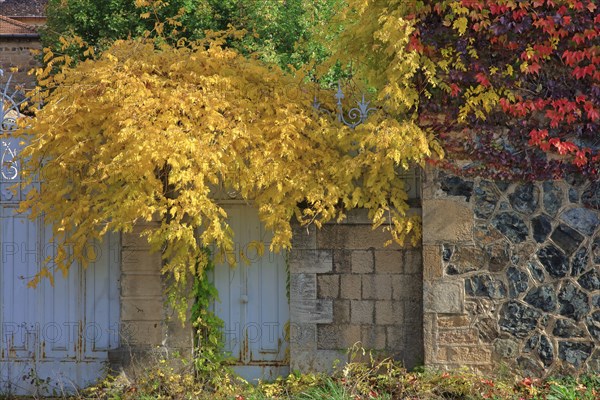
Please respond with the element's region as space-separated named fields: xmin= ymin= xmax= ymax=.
xmin=211 ymin=204 xmax=289 ymax=382
xmin=0 ymin=91 xmax=120 ymax=396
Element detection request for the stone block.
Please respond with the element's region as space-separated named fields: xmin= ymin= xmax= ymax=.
xmin=423 ymin=245 xmax=443 ymax=280
xmin=340 ymin=275 xmax=362 ymax=300
xmin=289 ymin=249 xmax=333 ymax=274
xmin=423 ymin=313 xmax=436 ymax=365
xmin=122 ymin=299 xmax=164 ymax=321
xmin=375 ymin=250 xmax=403 ymax=273
xmin=438 ymin=329 xmax=479 ymax=345
xmin=122 ymin=249 xmax=162 ymax=273
xmin=422 ymin=199 xmax=473 ymax=244
xmin=362 ymin=274 xmax=392 ymax=300
xmin=291 ymin=223 xmax=317 ymax=249
xmin=333 ymin=300 xmax=351 ymax=324
xmin=289 ymin=323 xmax=316 ymax=351
xmin=290 ymin=273 xmax=317 ymax=301
xmin=423 ymin=281 xmax=464 ymax=314
xmin=392 ymin=275 xmax=421 ymax=301
xmin=121 ymin=274 xmax=162 ymax=298
xmin=375 ymin=301 xmax=403 ymax=325
xmin=352 ymin=250 xmax=374 ymax=273
xmin=437 ymin=315 xmax=471 ymax=328
xmin=437 ymin=346 xmax=492 ymax=364
xmin=404 ymin=300 xmax=423 ymax=325
xmin=317 ymin=274 xmax=340 ymax=299
xmin=351 ymin=300 xmax=374 ymax=324
xmin=119 ymin=320 xmax=163 ymax=346
xmin=290 ymin=299 xmax=333 ymax=324
xmin=333 ymin=250 xmax=352 ymax=273
xmin=361 ymin=325 xmax=386 ymax=350
xmin=317 ymin=324 xmax=361 ymax=350
xmin=291 ymin=348 xmax=346 ymax=373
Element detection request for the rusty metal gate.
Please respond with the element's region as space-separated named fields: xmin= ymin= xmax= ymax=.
xmin=211 ymin=203 xmax=289 ymax=381
xmin=0 ymin=78 xmax=120 ymax=396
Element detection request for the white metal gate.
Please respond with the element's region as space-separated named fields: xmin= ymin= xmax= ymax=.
xmin=211 ymin=204 xmax=289 ymax=382
xmin=0 ymin=82 xmax=120 ymax=396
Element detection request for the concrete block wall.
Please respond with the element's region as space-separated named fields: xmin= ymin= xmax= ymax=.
xmin=290 ymin=210 xmax=424 ymax=372
xmin=110 ymin=222 xmax=193 ymax=371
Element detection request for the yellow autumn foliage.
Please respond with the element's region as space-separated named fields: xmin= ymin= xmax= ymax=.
xmin=19 ymin=35 xmax=435 ymax=297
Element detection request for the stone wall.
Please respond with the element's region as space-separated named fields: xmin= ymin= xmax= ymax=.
xmin=0 ymin=37 xmax=40 ymax=89
xmin=290 ymin=210 xmax=423 ymax=372
xmin=422 ymin=167 xmax=600 ymax=376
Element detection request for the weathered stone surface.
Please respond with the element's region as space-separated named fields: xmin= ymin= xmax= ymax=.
xmin=532 ymin=214 xmax=552 ymax=243
xmin=375 ymin=300 xmax=403 ymax=325
xmin=495 ymin=181 xmax=510 ymax=192
xmin=553 ymin=319 xmax=586 ymax=338
xmin=593 ymin=237 xmax=600 ymax=264
xmin=494 ymin=338 xmax=519 ymax=358
xmin=517 ymin=356 xmax=544 ymax=377
xmin=447 ymin=246 xmax=485 ymax=273
xmin=528 ymin=262 xmax=546 ymax=283
xmin=571 ymin=248 xmax=589 ymax=277
xmin=509 ymin=183 xmax=539 ymax=215
xmin=351 ymin=300 xmax=374 ymax=324
xmin=362 ymin=275 xmax=392 ymax=300
xmin=437 ymin=329 xmax=479 ymax=344
xmin=560 ymin=208 xmax=600 ymax=236
xmin=440 ymin=175 xmax=474 ymax=200
xmin=578 ymin=269 xmax=600 ymax=291
xmin=543 ymin=182 xmax=563 ymax=217
xmin=374 ymin=250 xmax=402 ymax=274
xmin=537 ymin=244 xmax=569 ymax=278
xmin=582 ymin=181 xmax=600 ymax=210
xmin=538 ymin=334 xmax=554 ymax=367
xmin=568 ymin=188 xmax=579 ymax=203
xmin=558 ymin=282 xmax=590 ymax=321
xmin=291 ymin=273 xmax=317 ymax=300
xmin=289 ymin=250 xmax=333 ymax=274
xmin=423 ymin=245 xmax=443 ymax=280
xmin=442 ymin=244 xmax=453 ymax=262
xmin=474 ymin=181 xmax=499 ymax=219
xmin=524 ymin=285 xmax=557 ymax=312
xmin=290 ymin=299 xmax=333 ymax=324
xmin=465 ymin=274 xmax=507 ymax=299
xmin=474 ymin=223 xmax=505 ymax=244
xmin=423 ymin=200 xmax=474 ymax=243
xmin=340 ymin=275 xmax=362 ymax=300
xmin=352 ymin=250 xmax=374 ymax=273
xmin=586 ymin=311 xmax=600 ymax=341
xmin=507 ymin=266 xmax=529 ymax=298
xmin=524 ymin=334 xmax=539 ymax=353
xmin=486 ymin=241 xmax=510 ymax=272
xmin=492 ymin=212 xmax=529 ymax=243
xmin=424 ymin=281 xmax=464 ymax=313
xmin=558 ymin=341 xmax=593 ymax=368
xmin=317 ymin=274 xmax=340 ymax=299
xmin=593 ymin=294 xmax=600 ymax=308
xmin=499 ymin=301 xmax=542 ymax=338
xmin=550 ymin=224 xmax=584 ymax=255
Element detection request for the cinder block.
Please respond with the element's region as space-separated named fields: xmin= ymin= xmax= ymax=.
xmin=291 ymin=223 xmax=317 ymax=249
xmin=121 ymin=274 xmax=162 ymax=298
xmin=121 ymin=298 xmax=164 ymax=321
xmin=352 ymin=250 xmax=374 ymax=273
xmin=340 ymin=275 xmax=361 ymax=300
xmin=119 ymin=320 xmax=163 ymax=346
xmin=289 ymin=249 xmax=333 ymax=274
xmin=122 ymin=249 xmax=162 ymax=273
xmin=361 ymin=325 xmax=386 ymax=350
xmin=317 ymin=225 xmax=404 ymax=250
xmin=317 ymin=274 xmax=340 ymax=299
xmin=375 ymin=301 xmax=403 ymax=325
xmin=392 ymin=275 xmax=422 ymax=300
xmin=403 ymin=249 xmax=423 ymax=275
xmin=333 ymin=300 xmax=351 ymax=324
xmin=333 ymin=250 xmax=352 ymax=273
xmin=362 ymin=275 xmax=392 ymax=300
xmin=289 ymin=323 xmax=317 ymax=351
xmin=351 ymin=300 xmax=374 ymax=324
xmin=375 ymin=250 xmax=403 ymax=273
